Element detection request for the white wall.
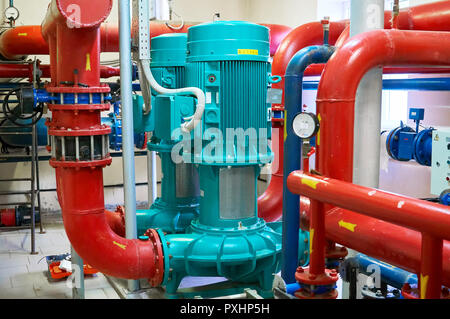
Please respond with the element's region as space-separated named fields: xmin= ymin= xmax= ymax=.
xmin=379 ymin=74 xmax=450 ymax=199
xmin=171 ymin=0 xmax=248 ymax=22
xmin=246 ymin=0 xmax=317 ymax=28
xmin=171 ymin=0 xmax=318 ymax=28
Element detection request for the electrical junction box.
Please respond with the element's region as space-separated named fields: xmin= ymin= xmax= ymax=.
xmin=431 ymin=128 xmax=450 ymax=196
xmin=154 ymin=95 xmax=195 ymax=141
xmin=409 ymin=108 xmax=425 ymax=122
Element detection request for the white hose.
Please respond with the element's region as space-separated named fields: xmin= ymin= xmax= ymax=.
xmin=138 ymin=61 xmax=153 ymax=115
xmin=138 ymin=59 xmax=205 ymax=133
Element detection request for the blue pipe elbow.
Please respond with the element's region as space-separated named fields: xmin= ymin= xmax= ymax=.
xmin=355 ymin=254 xmax=417 ymax=289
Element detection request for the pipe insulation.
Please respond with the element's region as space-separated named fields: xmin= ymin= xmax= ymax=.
xmin=350 ymin=0 xmax=384 ymax=189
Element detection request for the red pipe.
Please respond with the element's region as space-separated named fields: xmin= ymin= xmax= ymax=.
xmin=260 ymin=24 xmax=293 ymax=56
xmin=43 ymin=0 xmax=164 ymax=282
xmin=8 ymin=61 xmax=447 ymax=81
xmin=105 ymin=208 xmax=126 ymax=238
xmin=287 ymin=172 xmax=450 ymax=296
xmin=258 ymin=1 xmax=450 ymax=223
xmin=0 ymin=63 xmax=120 ymax=79
xmin=305 ymin=208 xmax=450 ymax=288
xmin=420 ymin=234 xmax=443 ymax=299
xmin=0 ymin=22 xmax=290 ymax=60
xmin=288 ymin=172 xmax=450 ymax=239
xmin=389 ymin=0 xmax=450 ymax=31
xmin=316 ymin=29 xmax=450 ymax=183
xmin=257 ymin=21 xmax=348 ymax=222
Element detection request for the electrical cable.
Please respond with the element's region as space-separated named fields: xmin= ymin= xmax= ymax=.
xmin=2 ymin=88 xmax=43 ymax=127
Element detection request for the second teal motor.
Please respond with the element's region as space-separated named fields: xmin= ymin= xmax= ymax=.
xmin=136 ymin=33 xmax=200 ymax=235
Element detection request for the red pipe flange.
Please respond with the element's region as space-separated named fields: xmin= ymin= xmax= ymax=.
xmin=294 ymin=267 xmax=339 ymax=299
xmin=144 ymin=228 xmax=166 ymax=287
xmin=401 ymin=284 xmax=450 ymax=300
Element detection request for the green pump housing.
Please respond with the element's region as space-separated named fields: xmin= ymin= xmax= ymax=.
xmin=185 ymin=20 xmax=273 ymax=165
xmin=135 ymin=33 xmax=201 ymax=235
xmin=155 ymin=21 xmax=284 ymax=298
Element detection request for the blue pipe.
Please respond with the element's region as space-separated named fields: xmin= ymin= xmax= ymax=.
xmin=281 ymin=45 xmax=336 ymax=284
xmin=286 ymin=282 xmax=301 ymax=296
xmin=355 ymin=254 xmax=417 ymax=289
xmin=303 ymin=77 xmax=450 ymax=91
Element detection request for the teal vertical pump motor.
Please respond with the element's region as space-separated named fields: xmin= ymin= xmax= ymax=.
xmin=152 ymin=21 xmax=286 ymax=298
xmin=135 ymin=33 xmax=201 ymax=234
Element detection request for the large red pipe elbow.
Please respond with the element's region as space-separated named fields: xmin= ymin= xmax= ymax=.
xmin=390 ymin=0 xmax=450 ymax=31
xmin=105 ymin=208 xmax=126 ymax=238
xmin=258 ymin=1 xmax=450 ymax=223
xmin=316 ymin=29 xmax=450 ymax=182
xmin=260 ymin=24 xmax=293 ymax=56
xmin=58 ymin=168 xmax=163 ymax=280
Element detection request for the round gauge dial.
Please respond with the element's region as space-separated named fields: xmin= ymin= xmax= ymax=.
xmin=292 ymin=112 xmax=320 ymax=139
xmin=5 ymin=6 xmax=19 ymax=21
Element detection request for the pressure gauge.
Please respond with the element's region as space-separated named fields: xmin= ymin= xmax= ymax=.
xmin=292 ymin=112 xmax=320 ymax=139
xmin=4 ymin=6 xmax=19 ymax=21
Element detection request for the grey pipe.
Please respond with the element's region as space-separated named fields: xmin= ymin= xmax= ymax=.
xmin=350 ymin=0 xmax=385 ymax=188
xmin=119 ymin=0 xmax=139 ymax=292
xmin=342 ymin=0 xmax=385 ymax=299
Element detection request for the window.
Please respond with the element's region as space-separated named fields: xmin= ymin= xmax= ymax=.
xmin=381 ymin=75 xmax=409 ymax=131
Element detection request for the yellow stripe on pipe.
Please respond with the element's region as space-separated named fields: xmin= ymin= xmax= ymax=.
xmin=301 ymin=178 xmax=320 ymax=189
xmin=113 ymin=241 xmax=126 ymax=250
xmin=420 ymin=274 xmax=429 ymax=299
xmin=86 ymin=53 xmax=91 ymax=71
xmin=317 ymin=114 xmax=321 ymax=146
xmin=309 ymin=228 xmax=314 ymax=255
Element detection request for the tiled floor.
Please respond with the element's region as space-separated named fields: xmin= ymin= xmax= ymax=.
xmin=0 ymin=223 xmax=120 ymax=299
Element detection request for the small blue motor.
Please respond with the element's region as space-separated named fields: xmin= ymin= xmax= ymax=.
xmin=385 ymin=108 xmax=433 ymax=166
xmin=440 ymin=190 xmax=450 ymax=206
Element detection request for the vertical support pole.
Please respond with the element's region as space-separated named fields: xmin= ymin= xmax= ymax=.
xmin=344 ymin=0 xmax=385 ymax=299
xmin=30 ymin=123 xmax=38 ymax=255
xmin=71 ymin=246 xmax=85 ymax=299
xmin=308 ymin=200 xmax=325 ymax=276
xmin=34 ymin=127 xmax=45 ymax=234
xmin=119 ymin=0 xmax=139 ymax=292
xmin=420 ymin=233 xmax=443 ymax=299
